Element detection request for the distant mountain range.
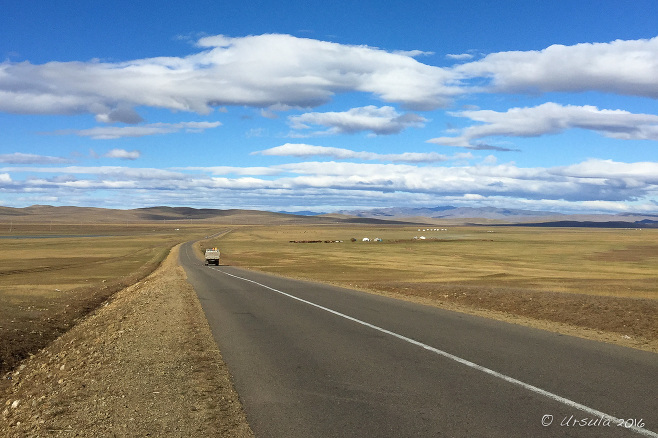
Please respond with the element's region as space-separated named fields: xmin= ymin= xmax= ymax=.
xmin=334 ymin=206 xmax=658 ymax=226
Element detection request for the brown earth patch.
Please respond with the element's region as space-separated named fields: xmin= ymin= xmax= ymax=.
xmin=0 ymin=251 xmax=167 ymax=376
xmin=359 ymin=281 xmax=658 ymax=352
xmin=589 ymin=244 xmax=658 ymax=263
xmin=1 ymin=245 xmax=252 ymax=437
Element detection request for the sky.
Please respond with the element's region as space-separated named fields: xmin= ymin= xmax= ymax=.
xmin=2 ymin=0 xmax=658 ymax=214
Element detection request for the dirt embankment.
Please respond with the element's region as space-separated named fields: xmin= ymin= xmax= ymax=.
xmin=1 ymin=245 xmax=252 ymax=437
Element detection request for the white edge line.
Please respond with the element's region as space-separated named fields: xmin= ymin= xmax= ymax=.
xmin=213 ymin=268 xmax=657 ymax=438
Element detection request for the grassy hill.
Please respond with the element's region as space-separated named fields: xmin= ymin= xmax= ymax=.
xmin=0 ymin=205 xmax=309 ymax=224
xmin=0 ymin=205 xmax=431 ymax=226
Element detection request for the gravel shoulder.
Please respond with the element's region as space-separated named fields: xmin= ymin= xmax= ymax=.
xmin=1 ymin=244 xmax=253 ymax=437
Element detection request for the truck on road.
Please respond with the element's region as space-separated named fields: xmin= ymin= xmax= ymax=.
xmin=205 ymin=248 xmax=220 ymax=266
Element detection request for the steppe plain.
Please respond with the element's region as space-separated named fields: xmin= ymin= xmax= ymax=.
xmin=209 ymin=224 xmax=658 ymax=349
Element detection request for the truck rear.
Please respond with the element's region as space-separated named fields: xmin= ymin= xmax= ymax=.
xmin=204 ymin=248 xmax=220 ymax=266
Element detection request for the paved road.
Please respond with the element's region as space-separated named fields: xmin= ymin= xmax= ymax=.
xmin=180 ymin=242 xmax=657 ymax=438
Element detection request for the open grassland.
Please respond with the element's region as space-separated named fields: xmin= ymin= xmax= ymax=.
xmin=0 ymin=223 xmax=222 ymax=374
xmin=211 ymin=225 xmax=658 ymax=346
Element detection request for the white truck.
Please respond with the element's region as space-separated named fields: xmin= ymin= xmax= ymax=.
xmin=204 ymin=248 xmax=220 ymax=266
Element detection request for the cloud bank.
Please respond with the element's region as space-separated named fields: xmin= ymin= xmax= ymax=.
xmin=48 ymin=121 xmax=221 ymax=139
xmin=3 ymin=158 xmax=656 ymax=213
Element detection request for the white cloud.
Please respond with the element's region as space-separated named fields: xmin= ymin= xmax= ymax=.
xmin=457 ymin=36 xmax=658 ymax=97
xmin=446 ymin=53 xmax=474 ymax=61
xmin=428 ymin=102 xmax=658 ymax=149
xmin=178 ymin=166 xmax=281 ymax=176
xmin=556 ymin=159 xmax=658 ymax=183
xmin=254 ymin=143 xmax=449 ymax=163
xmin=0 ymin=152 xmax=69 ymax=164
xmin=1 ymin=166 xmax=185 ymax=180
xmin=49 ymin=121 xmax=221 ymax=139
xmin=104 ymin=149 xmax=141 ymax=160
xmin=288 ymin=105 xmax=427 ymax=136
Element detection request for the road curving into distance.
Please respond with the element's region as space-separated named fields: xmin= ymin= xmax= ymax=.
xmin=179 ymin=241 xmax=657 ymax=438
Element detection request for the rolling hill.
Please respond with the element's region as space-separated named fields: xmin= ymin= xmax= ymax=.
xmin=1 ymin=205 xmax=657 ymax=227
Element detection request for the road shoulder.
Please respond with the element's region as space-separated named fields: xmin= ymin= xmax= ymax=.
xmin=1 ymin=244 xmax=253 ymax=437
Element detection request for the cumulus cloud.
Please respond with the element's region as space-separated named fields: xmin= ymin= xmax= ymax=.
xmin=0 ymin=152 xmax=69 ymax=164
xmin=446 ymin=53 xmax=474 ymax=61
xmin=288 ymin=106 xmax=427 ymax=136
xmin=49 ymin=121 xmax=221 ymax=139
xmin=456 ymin=36 xmax=658 ymax=97
xmin=0 ymin=34 xmax=459 ymax=122
xmin=428 ymin=102 xmax=658 ymax=148
xmin=104 ymin=149 xmax=141 ymax=160
xmin=254 ymin=143 xmax=449 ymax=163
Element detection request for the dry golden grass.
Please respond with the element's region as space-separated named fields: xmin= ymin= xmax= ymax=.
xmin=0 ymin=223 xmax=221 ymax=374
xmin=215 ymin=225 xmax=658 ymax=298
xmin=210 ymin=225 xmax=658 ymax=343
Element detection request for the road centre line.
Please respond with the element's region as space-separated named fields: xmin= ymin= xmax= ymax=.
xmin=211 ymin=268 xmax=657 ymax=438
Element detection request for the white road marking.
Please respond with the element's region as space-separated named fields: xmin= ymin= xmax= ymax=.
xmin=211 ymin=267 xmax=657 ymax=438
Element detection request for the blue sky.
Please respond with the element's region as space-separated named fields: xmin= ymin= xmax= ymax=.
xmin=2 ymin=0 xmax=658 ymax=213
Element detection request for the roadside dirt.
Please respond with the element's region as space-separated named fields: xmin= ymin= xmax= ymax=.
xmin=0 ymin=245 xmax=253 ymax=437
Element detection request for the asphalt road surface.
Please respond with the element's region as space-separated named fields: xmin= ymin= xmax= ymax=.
xmin=180 ymin=242 xmax=657 ymax=438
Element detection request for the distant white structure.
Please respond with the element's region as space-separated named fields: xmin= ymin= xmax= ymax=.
xmin=362 ymin=237 xmax=370 ymax=242
xmin=419 ymin=236 xmax=426 ymax=240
